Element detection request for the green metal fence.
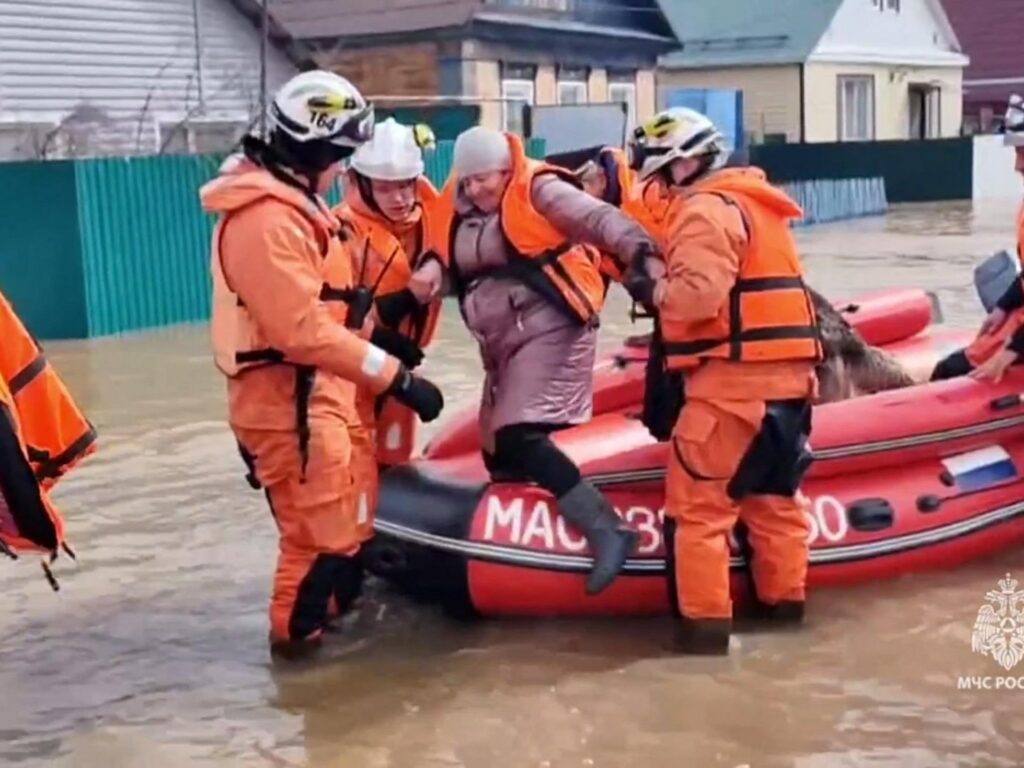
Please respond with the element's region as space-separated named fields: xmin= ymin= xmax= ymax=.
xmin=749 ymin=137 xmax=973 ymax=203
xmin=0 ymin=138 xmax=546 ymax=340
xmin=0 ymin=160 xmax=87 ymax=340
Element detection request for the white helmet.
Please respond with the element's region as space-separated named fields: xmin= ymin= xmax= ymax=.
xmin=350 ymin=118 xmax=436 ymax=181
xmin=628 ymin=107 xmax=729 ymax=181
xmin=269 ymin=70 xmax=374 ymax=149
xmin=1005 ymin=94 xmax=1024 ymax=147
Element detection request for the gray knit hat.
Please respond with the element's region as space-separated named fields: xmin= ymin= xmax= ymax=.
xmin=453 ymin=127 xmax=512 ymax=177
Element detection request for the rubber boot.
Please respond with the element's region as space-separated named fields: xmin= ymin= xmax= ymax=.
xmin=675 ymin=617 xmax=731 ymax=655
xmin=269 ymin=629 xmax=324 ymax=662
xmin=325 ymin=555 xmax=366 ymax=633
xmin=557 ymin=480 xmax=640 ymax=595
xmin=758 ymin=599 xmax=805 ymax=626
xmin=736 ymin=598 xmax=805 ymax=632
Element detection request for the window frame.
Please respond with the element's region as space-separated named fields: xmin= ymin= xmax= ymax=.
xmin=836 ymin=75 xmax=875 ymax=142
xmin=501 ymin=78 xmax=535 ymax=135
xmin=608 ymin=81 xmax=637 ymax=131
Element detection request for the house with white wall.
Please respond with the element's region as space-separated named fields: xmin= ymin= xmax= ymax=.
xmin=657 ymin=0 xmax=969 ymax=144
xmin=0 ymin=0 xmax=299 ymax=159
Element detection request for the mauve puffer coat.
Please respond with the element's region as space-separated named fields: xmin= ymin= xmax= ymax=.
xmin=451 ymin=173 xmax=655 ymax=453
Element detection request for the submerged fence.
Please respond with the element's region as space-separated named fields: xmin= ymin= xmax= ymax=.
xmin=785 ymin=177 xmax=889 ymax=227
xmin=0 ymin=140 xmax=545 ymax=340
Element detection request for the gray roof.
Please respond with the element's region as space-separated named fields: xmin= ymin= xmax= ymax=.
xmin=659 ymin=0 xmax=843 ymax=69
xmin=261 ymin=0 xmax=478 ymax=41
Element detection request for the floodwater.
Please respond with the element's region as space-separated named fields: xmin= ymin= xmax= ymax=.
xmin=3 ymin=200 xmax=1024 ymax=768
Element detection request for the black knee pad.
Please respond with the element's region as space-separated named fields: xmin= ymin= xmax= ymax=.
xmin=727 ymin=399 xmax=813 ymax=500
xmin=493 ymin=424 xmax=581 ymax=497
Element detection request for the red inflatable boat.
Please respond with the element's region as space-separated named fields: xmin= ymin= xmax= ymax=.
xmin=363 ymin=288 xmax=1024 ymax=618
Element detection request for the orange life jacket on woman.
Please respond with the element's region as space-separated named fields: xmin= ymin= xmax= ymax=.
xmin=435 ymin=133 xmax=606 ymax=327
xmin=0 ymin=291 xmax=96 ymax=561
xmin=660 ymin=171 xmax=823 ymax=370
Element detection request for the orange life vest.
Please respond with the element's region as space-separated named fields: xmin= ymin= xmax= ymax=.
xmin=591 ymin=147 xmax=642 ymax=284
xmin=660 ymin=177 xmax=823 ymax=370
xmin=337 ymin=176 xmax=444 ymax=348
xmin=437 ymin=133 xmax=606 ymax=326
xmin=0 ymin=292 xmax=96 ymax=561
xmin=210 ymin=173 xmax=357 ymax=378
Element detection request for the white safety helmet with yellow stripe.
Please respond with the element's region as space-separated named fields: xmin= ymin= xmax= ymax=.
xmin=628 ymin=107 xmax=730 ymax=182
xmin=351 ymin=118 xmax=436 ymax=181
xmin=1005 ymin=94 xmax=1024 ymax=147
xmin=269 ymin=70 xmax=375 ymax=152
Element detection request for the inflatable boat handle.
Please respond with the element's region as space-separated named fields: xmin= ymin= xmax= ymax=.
xmin=990 ymin=394 xmax=1024 ymax=411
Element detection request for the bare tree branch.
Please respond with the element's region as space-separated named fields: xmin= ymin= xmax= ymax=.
xmin=134 ymin=59 xmax=176 ymax=155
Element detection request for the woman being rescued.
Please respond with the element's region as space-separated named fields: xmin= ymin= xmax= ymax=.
xmin=334 ymin=118 xmax=445 ymax=520
xmin=435 ymin=126 xmax=660 ymax=595
xmin=930 ymin=94 xmax=1024 ymax=384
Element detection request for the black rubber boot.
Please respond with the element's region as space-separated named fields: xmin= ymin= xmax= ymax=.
xmin=736 ymin=598 xmax=805 ymax=632
xmin=333 ymin=555 xmax=366 ymax=615
xmin=269 ymin=631 xmax=324 ymax=662
xmin=557 ymin=480 xmax=640 ymax=595
xmin=758 ymin=599 xmax=805 ymax=626
xmin=675 ymin=617 xmax=731 ymax=655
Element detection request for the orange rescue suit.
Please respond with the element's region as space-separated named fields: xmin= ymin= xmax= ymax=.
xmin=655 ymin=167 xmax=821 ymax=624
xmin=334 ymin=176 xmax=444 ymax=518
xmin=0 ymin=290 xmax=96 ymax=571
xmin=964 ymin=203 xmax=1024 ymax=366
xmin=435 ymin=133 xmax=607 ymax=327
xmin=201 ymin=156 xmax=401 ymax=645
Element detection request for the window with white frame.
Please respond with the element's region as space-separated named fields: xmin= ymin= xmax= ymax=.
xmin=608 ymin=81 xmax=637 ymax=131
xmin=502 ymin=78 xmax=535 ymax=135
xmin=558 ymin=65 xmax=588 ymax=105
xmin=837 ymin=75 xmax=875 ymax=141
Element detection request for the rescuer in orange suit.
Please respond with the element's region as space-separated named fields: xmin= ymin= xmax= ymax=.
xmin=334 ymin=118 xmax=446 ymax=521
xmin=622 ymin=107 xmax=823 ymax=655
xmin=931 ymin=94 xmax=1024 ymax=384
xmin=200 ymin=71 xmax=444 ymax=661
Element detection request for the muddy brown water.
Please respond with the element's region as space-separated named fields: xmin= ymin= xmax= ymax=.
xmin=3 ymin=201 xmax=1024 ymax=767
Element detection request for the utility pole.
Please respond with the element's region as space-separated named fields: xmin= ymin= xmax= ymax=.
xmin=259 ymin=0 xmax=269 ymax=137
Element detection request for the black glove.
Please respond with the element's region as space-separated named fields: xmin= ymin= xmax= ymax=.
xmin=622 ymin=243 xmax=659 ymax=309
xmin=386 ymin=367 xmax=444 ymax=422
xmin=371 ymin=326 xmax=425 ymax=369
xmin=375 ymin=288 xmax=420 ymax=328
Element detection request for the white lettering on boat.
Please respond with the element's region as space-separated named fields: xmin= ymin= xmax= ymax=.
xmin=481 ymin=493 xmax=851 ymax=554
xmin=805 ymin=494 xmax=850 ymax=546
